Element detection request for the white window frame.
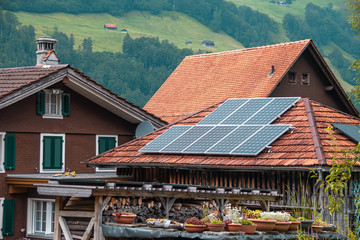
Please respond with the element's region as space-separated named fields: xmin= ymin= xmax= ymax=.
xmin=0 ymin=133 xmax=5 ymax=173
xmin=96 ymin=135 xmax=118 ymax=172
xmin=0 ymin=197 xmax=4 ymax=239
xmin=40 ymin=133 xmax=65 ymax=173
xmin=27 ymin=198 xmax=55 ymax=239
xmin=43 ymin=89 xmax=63 ymax=119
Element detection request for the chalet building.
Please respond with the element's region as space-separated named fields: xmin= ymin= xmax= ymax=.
xmin=202 ymin=40 xmax=215 ymax=47
xmin=0 ymin=36 xmax=165 ymax=239
xmin=120 ymin=29 xmax=127 ymax=33
xmin=145 ymin=39 xmax=358 ymax=123
xmin=104 ymin=24 xmax=117 ymax=31
xmin=83 ymin=97 xmax=360 ymax=236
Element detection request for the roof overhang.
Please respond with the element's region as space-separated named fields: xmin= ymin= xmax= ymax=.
xmin=0 ymin=66 xmax=165 ymax=128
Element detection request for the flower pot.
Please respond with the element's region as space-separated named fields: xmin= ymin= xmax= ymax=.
xmin=240 ymin=224 xmax=257 ymax=235
xmin=249 ymin=219 xmax=276 ymax=232
xmin=113 ymin=214 xmax=136 ymax=224
xmin=184 ymin=224 xmax=206 ymax=233
xmin=273 ymin=222 xmax=291 ymax=233
xmin=288 ymin=221 xmax=300 ymax=231
xmin=312 ymin=225 xmax=323 ymax=233
xmin=206 ymin=223 xmax=225 ymax=232
xmin=227 ymin=223 xmax=242 ymax=232
xmin=299 ymin=220 xmax=314 ymax=232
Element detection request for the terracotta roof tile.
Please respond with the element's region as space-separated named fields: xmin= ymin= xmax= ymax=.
xmin=86 ymin=98 xmax=360 ymax=169
xmin=145 ymin=40 xmax=312 ymax=122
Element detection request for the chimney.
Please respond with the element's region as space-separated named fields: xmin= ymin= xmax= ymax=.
xmin=35 ymin=36 xmax=59 ymax=66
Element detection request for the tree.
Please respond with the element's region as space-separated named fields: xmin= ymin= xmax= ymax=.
xmin=349 ymin=0 xmax=360 ymax=104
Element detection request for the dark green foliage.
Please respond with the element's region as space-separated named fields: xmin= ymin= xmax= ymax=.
xmin=283 ymin=3 xmax=360 ymax=85
xmin=0 ymin=10 xmax=193 ymax=107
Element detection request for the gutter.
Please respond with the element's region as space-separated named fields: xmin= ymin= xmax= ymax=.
xmin=304 ymin=99 xmax=326 ymax=165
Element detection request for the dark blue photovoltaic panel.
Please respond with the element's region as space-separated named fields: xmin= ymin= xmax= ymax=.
xmin=139 ymin=125 xmax=192 ymax=152
xmin=206 ymin=125 xmax=262 ymax=154
xmin=231 ymin=125 xmax=291 ymax=155
xmin=332 ymin=124 xmax=360 ymax=143
xmin=244 ymin=97 xmax=300 ymax=124
xmin=198 ymin=99 xmax=248 ymax=125
xmin=183 ymin=126 xmax=237 ymax=153
xmin=161 ymin=126 xmax=214 ymax=153
xmin=221 ymin=98 xmax=272 ymax=125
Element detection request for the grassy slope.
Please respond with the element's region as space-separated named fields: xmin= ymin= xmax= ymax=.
xmin=228 ymin=0 xmax=348 ymax=23
xmin=14 ymin=11 xmax=243 ymax=52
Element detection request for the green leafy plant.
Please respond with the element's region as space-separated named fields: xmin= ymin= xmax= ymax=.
xmin=296 ymin=229 xmax=315 ymax=240
xmin=210 ymin=219 xmax=223 ymax=224
xmin=240 ymin=219 xmax=254 ymax=225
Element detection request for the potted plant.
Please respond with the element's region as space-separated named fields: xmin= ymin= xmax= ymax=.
xmin=249 ymin=211 xmax=276 ymax=232
xmin=206 ymin=218 xmax=225 ymax=232
xmin=224 ymin=204 xmax=242 ymax=232
xmin=184 ymin=217 xmax=206 ymax=233
xmin=112 ymin=211 xmax=136 ymax=224
xmin=239 ymin=219 xmax=256 ymax=234
xmin=312 ymin=216 xmax=327 ymax=233
xmin=288 ymin=216 xmax=300 ymax=231
xmin=270 ymin=212 xmax=291 ymax=233
xmin=297 ymin=217 xmax=314 ymax=232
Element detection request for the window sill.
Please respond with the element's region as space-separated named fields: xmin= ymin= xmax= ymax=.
xmin=27 ymin=233 xmax=54 ymax=239
xmin=42 ymin=115 xmax=63 ymax=119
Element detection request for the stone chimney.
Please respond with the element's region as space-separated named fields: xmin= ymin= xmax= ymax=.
xmin=35 ymin=36 xmax=60 ymax=66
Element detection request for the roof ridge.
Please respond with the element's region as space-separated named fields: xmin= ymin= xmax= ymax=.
xmin=0 ymin=64 xmax=68 ymax=71
xmin=185 ymin=39 xmax=312 ymax=59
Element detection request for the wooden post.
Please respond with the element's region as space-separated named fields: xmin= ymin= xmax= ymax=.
xmin=54 ymin=196 xmax=62 ymax=240
xmin=94 ymin=196 xmax=104 ymax=240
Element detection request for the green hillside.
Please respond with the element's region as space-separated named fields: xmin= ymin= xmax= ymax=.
xmin=14 ymin=11 xmax=243 ymax=52
xmin=228 ymin=0 xmax=348 ymax=23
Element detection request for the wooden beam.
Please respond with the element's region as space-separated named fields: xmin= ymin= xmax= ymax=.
xmin=59 ymin=210 xmax=94 ymax=218
xmin=8 ymin=186 xmax=27 ymax=194
xmin=101 ymin=196 xmax=111 ymax=212
xmin=259 ymin=200 xmax=269 ymax=211
xmin=82 ymin=217 xmax=95 ymax=240
xmin=59 ymin=216 xmax=73 ymax=240
xmin=94 ymin=196 xmax=104 ymax=240
xmin=54 ymin=196 xmax=62 ymax=240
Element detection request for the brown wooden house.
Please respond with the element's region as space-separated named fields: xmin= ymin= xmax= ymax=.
xmin=144 ymin=39 xmax=358 ymax=123
xmin=85 ymin=97 xmax=360 ymax=234
xmin=0 ymin=36 xmax=165 ymax=239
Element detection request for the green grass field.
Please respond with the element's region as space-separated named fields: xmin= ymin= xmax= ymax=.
xmin=14 ymin=11 xmax=243 ymax=52
xmin=228 ymin=0 xmax=348 ymax=23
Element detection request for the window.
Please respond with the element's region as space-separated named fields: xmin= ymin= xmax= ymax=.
xmin=27 ymin=199 xmax=55 ymax=238
xmin=0 ymin=133 xmax=16 ymax=172
xmin=301 ymin=73 xmax=310 ymax=85
xmin=36 ymin=90 xmax=70 ymax=118
xmin=96 ymin=135 xmax=117 ymax=172
xmin=40 ymin=134 xmax=65 ymax=173
xmin=288 ymin=72 xmax=296 ymax=84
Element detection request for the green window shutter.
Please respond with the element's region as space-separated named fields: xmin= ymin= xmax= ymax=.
xmin=36 ymin=91 xmax=45 ymax=115
xmin=62 ymin=93 xmax=70 ymax=116
xmin=43 ymin=136 xmax=63 ymax=170
xmin=2 ymin=199 xmax=15 ymax=236
xmin=98 ymin=137 xmax=116 ymax=154
xmin=4 ymin=134 xmax=16 ymax=170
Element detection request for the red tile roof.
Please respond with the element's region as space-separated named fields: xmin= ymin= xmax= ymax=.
xmin=86 ymin=98 xmax=360 ymax=169
xmin=145 ymin=40 xmax=312 ymax=122
xmin=105 ymin=24 xmax=117 ymax=28
xmin=0 ymin=65 xmax=67 ymax=98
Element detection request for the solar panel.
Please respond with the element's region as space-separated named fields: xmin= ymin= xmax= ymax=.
xmin=244 ymin=97 xmax=300 ymax=124
xmin=332 ymin=124 xmax=360 ymax=143
xmin=198 ymin=99 xmax=249 ymax=125
xmin=161 ymin=125 xmax=214 ymax=153
xmin=139 ymin=125 xmax=192 ymax=152
xmin=183 ymin=125 xmax=238 ymax=153
xmin=231 ymin=125 xmax=291 ymax=155
xmin=221 ymin=98 xmax=272 ymax=125
xmin=206 ymin=125 xmax=262 ymax=154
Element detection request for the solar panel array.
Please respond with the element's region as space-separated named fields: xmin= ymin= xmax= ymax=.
xmin=140 ymin=97 xmax=299 ymax=156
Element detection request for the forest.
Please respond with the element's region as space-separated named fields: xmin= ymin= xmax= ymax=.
xmin=0 ymin=0 xmax=359 ymax=106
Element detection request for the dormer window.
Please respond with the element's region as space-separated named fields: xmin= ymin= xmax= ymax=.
xmin=301 ymin=73 xmax=310 ymax=85
xmin=36 ymin=90 xmax=70 ymax=118
xmin=288 ymin=72 xmax=296 ymax=84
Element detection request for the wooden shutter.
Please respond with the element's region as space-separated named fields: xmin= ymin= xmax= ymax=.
xmin=2 ymin=199 xmax=15 ymax=236
xmin=98 ymin=137 xmax=116 ymax=154
xmin=43 ymin=136 xmax=63 ymax=170
xmin=4 ymin=134 xmax=16 ymax=170
xmin=62 ymin=93 xmax=70 ymax=116
xmin=36 ymin=91 xmax=45 ymax=115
